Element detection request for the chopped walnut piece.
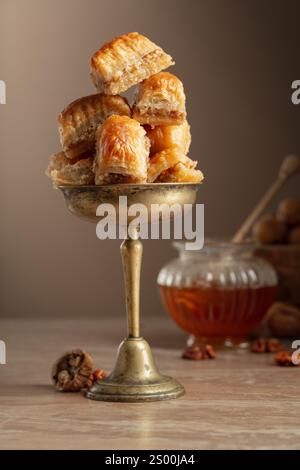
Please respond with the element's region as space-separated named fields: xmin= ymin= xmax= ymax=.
xmin=93 ymin=369 xmax=107 ymax=381
xmin=86 ymin=369 xmax=107 ymax=389
xmin=266 ymin=338 xmax=282 ymax=352
xmin=182 ymin=344 xmax=216 ymax=360
xmin=251 ymin=337 xmax=282 ymax=353
xmin=182 ymin=346 xmax=203 ymax=360
xmin=274 ymin=350 xmax=300 ymax=367
xmin=203 ymin=344 xmax=217 ymax=359
xmin=251 ymin=338 xmax=267 ymax=353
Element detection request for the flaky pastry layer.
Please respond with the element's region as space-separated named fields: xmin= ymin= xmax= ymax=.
xmin=133 ymin=72 xmax=186 ymax=126
xmin=158 ymin=162 xmax=204 ymax=183
xmin=58 ymin=93 xmax=131 ymax=159
xmin=90 ymin=32 xmax=174 ymax=95
xmin=94 ymin=115 xmax=150 ymax=184
xmin=46 ymin=152 xmax=95 ymax=185
xmin=147 ymin=148 xmax=196 ymax=183
xmin=146 ymin=120 xmax=191 ymax=157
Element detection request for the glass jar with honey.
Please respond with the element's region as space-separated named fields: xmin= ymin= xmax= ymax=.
xmin=158 ymin=240 xmax=278 ymax=348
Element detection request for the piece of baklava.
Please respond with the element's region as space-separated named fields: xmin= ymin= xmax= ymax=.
xmin=90 ymin=32 xmax=174 ymax=95
xmin=146 ymin=120 xmax=191 ymax=157
xmin=58 ymin=93 xmax=131 ymax=159
xmin=94 ymin=115 xmax=150 ymax=184
xmin=46 ymin=152 xmax=95 ymax=185
xmin=158 ymin=162 xmax=204 ymax=183
xmin=133 ymin=72 xmax=186 ymax=126
xmin=147 ymin=148 xmax=196 ymax=183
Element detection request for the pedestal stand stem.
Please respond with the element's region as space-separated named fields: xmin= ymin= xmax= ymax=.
xmin=120 ymin=229 xmax=143 ymax=338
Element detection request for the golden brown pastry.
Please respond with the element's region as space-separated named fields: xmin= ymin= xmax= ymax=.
xmin=133 ymin=72 xmax=186 ymax=126
xmin=158 ymin=162 xmax=204 ymax=183
xmin=90 ymin=32 xmax=174 ymax=95
xmin=147 ymin=148 xmax=196 ymax=183
xmin=46 ymin=152 xmax=94 ymax=185
xmin=146 ymin=120 xmax=191 ymax=157
xmin=58 ymin=93 xmax=131 ymax=159
xmin=94 ymin=115 xmax=150 ymax=184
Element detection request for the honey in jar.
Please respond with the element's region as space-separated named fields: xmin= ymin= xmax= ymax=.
xmin=158 ymin=241 xmax=278 ymax=347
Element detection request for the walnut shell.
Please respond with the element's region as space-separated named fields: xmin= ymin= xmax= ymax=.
xmin=267 ymin=302 xmax=300 ymax=337
xmin=277 ymin=198 xmax=300 ymax=227
xmin=288 ymin=225 xmax=300 ymax=244
xmin=252 ymin=214 xmax=287 ymax=244
xmin=52 ymin=349 xmax=93 ymax=392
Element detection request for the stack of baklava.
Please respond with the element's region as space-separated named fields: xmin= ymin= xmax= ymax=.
xmin=46 ymin=32 xmax=204 ymax=185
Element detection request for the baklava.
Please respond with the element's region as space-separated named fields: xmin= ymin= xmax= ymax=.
xmin=133 ymin=72 xmax=186 ymax=126
xmin=46 ymin=152 xmax=95 ymax=185
xmin=146 ymin=120 xmax=191 ymax=157
xmin=158 ymin=162 xmax=204 ymax=183
xmin=90 ymin=32 xmax=174 ymax=95
xmin=147 ymin=148 xmax=196 ymax=183
xmin=58 ymin=93 xmax=131 ymax=159
xmin=94 ymin=115 xmax=150 ymax=184
xmin=46 ymin=32 xmax=204 ymax=187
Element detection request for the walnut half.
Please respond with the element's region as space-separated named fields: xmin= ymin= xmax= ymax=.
xmin=52 ymin=349 xmax=93 ymax=392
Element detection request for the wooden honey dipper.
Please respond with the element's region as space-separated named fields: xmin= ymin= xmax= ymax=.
xmin=232 ymin=154 xmax=300 ymax=244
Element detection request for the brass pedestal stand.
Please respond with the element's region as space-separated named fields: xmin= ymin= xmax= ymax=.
xmin=58 ymin=183 xmax=200 ymax=402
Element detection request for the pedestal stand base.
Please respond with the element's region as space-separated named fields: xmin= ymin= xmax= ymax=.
xmin=86 ymin=337 xmax=185 ymax=402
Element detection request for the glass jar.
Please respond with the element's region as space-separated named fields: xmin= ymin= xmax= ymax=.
xmin=157 ymin=240 xmax=278 ymax=348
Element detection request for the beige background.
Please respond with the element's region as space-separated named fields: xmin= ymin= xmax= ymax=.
xmin=0 ymin=0 xmax=299 ymax=319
